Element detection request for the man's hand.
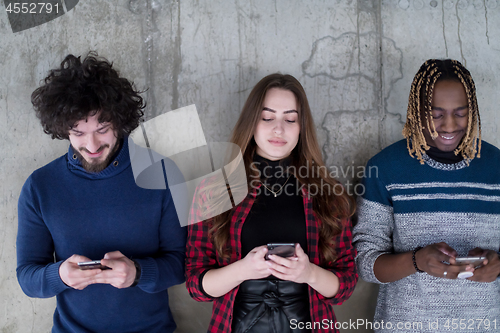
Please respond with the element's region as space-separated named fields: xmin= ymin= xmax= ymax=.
xmin=467 ymin=248 xmax=500 ymax=282
xmin=96 ymin=251 xmax=137 ymax=289
xmin=59 ymin=254 xmax=102 ymax=290
xmin=415 ymin=242 xmax=473 ymax=279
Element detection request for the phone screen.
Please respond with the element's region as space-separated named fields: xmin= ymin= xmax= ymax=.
xmin=77 ymin=260 xmax=111 ymax=270
xmin=265 ymin=243 xmax=296 ymax=260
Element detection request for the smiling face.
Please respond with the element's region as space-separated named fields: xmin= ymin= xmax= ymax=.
xmin=253 ymin=88 xmax=300 ymax=161
xmin=422 ymin=79 xmax=469 ymax=152
xmin=68 ymin=112 xmax=119 ymax=173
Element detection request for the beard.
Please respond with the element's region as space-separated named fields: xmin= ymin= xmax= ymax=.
xmin=71 ymin=141 xmax=121 ymax=173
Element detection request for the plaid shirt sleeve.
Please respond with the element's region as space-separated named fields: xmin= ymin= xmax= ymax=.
xmin=185 ymin=179 xmax=220 ymax=302
xmin=304 ymin=193 xmax=358 ymax=333
xmin=321 ymin=218 xmax=358 ymax=304
xmin=185 ymin=182 xmax=253 ymax=332
xmin=185 ymin=216 xmax=218 ymax=302
xmin=185 ymin=211 xmax=241 ymax=332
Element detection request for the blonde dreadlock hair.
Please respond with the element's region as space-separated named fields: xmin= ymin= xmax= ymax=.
xmin=402 ymin=59 xmax=481 ymax=164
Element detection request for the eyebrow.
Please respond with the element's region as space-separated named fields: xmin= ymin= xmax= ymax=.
xmin=70 ymin=123 xmax=111 ymax=133
xmin=262 ymin=107 xmax=298 ymax=114
xmin=431 ymin=106 xmax=468 ymax=112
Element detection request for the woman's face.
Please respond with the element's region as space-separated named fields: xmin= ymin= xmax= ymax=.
xmin=421 ymin=79 xmax=469 ymax=152
xmin=254 ymin=88 xmax=300 ymax=161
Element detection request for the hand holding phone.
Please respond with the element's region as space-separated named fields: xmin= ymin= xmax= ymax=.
xmin=454 ymin=256 xmax=486 ymax=267
xmin=77 ymin=260 xmax=111 ymax=270
xmin=265 ymin=243 xmax=296 ymax=260
xmin=60 ymin=254 xmax=107 ymax=290
xmin=454 ymin=256 xmax=486 ymax=279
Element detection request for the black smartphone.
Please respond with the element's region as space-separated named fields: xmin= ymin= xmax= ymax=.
xmin=77 ymin=260 xmax=111 ymax=270
xmin=265 ymin=243 xmax=296 ymax=260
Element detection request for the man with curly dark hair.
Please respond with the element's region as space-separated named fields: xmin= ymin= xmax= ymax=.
xmin=16 ymin=52 xmax=186 ymax=333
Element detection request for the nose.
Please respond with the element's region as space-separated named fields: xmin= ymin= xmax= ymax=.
xmin=441 ymin=114 xmax=458 ymax=133
xmin=86 ymin=133 xmax=100 ymax=153
xmin=273 ymin=121 xmax=283 ymax=135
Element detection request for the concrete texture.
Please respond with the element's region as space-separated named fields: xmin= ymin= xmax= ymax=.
xmin=1 ymin=0 xmax=499 ymax=332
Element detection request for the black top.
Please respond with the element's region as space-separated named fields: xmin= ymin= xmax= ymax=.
xmin=426 ymin=145 xmax=464 ymax=164
xmin=241 ymin=154 xmax=308 ymax=262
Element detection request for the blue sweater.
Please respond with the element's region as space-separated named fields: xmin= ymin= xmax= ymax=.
xmin=17 ymin=138 xmax=187 ymax=333
xmin=353 ymin=139 xmax=500 ymax=332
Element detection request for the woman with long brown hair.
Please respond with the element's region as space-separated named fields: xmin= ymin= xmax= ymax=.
xmin=186 ymin=73 xmax=357 ymax=333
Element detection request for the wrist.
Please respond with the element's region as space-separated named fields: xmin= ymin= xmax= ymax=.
xmin=306 ymin=262 xmax=318 ymax=285
xmin=497 ymin=252 xmax=500 ymax=277
xmin=234 ymin=259 xmax=249 ymax=283
xmin=130 ymin=259 xmax=141 ymax=287
xmin=412 ymin=247 xmax=424 ymax=273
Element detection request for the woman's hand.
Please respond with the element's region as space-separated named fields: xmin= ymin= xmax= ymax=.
xmin=202 ymin=245 xmax=271 ymax=297
xmin=266 ymin=244 xmax=341 ymax=297
xmin=415 ymin=242 xmax=473 ymax=279
xmin=466 ymin=248 xmax=500 ymax=282
xmin=266 ymin=244 xmax=313 ymax=283
xmin=240 ymin=245 xmax=272 ymax=280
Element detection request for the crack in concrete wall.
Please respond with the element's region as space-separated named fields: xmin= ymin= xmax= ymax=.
xmin=456 ymin=2 xmax=466 ymax=65
xmin=128 ymin=0 xmax=157 ymax=118
xmin=301 ymin=1 xmax=404 ymax=182
xmin=442 ymin=0 xmax=449 ymax=57
xmin=484 ymin=0 xmax=490 ymax=44
xmin=171 ymin=0 xmax=181 ymax=111
xmin=128 ymin=0 xmax=176 ymax=120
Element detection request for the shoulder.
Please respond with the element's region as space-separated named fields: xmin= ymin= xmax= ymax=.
xmin=478 ymin=140 xmax=500 ymax=160
xmin=467 ymin=140 xmax=500 ymax=173
xmin=365 ymin=139 xmax=411 ymax=169
xmin=19 ymin=154 xmax=66 ymax=204
xmin=27 ymin=154 xmax=67 ymax=185
xmin=360 ymin=140 xmax=416 ymax=201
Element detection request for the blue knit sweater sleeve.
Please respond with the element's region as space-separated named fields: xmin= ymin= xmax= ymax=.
xmin=133 ymin=185 xmax=187 ymax=293
xmin=16 ymin=159 xmax=186 ymax=297
xmin=16 ymin=176 xmax=70 ymax=298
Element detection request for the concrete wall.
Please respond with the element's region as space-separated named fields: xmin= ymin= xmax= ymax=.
xmin=1 ymin=0 xmax=499 ymax=332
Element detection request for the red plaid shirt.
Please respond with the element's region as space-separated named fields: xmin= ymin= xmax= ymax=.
xmin=186 ymin=185 xmax=357 ymax=333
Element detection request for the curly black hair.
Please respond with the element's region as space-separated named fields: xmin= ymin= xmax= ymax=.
xmin=31 ymin=52 xmax=145 ymax=140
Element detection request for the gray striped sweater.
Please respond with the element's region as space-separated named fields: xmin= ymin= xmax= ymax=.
xmin=353 ymin=139 xmax=500 ymax=333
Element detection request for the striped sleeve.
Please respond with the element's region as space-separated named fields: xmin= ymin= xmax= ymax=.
xmin=353 ymin=157 xmax=394 ymax=284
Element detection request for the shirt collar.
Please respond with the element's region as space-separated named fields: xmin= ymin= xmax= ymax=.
xmin=67 ymin=136 xmax=131 ymax=179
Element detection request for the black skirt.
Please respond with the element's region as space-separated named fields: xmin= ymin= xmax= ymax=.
xmin=231 ymin=279 xmax=312 ymax=333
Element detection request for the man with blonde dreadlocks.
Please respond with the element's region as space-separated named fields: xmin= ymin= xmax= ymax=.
xmin=353 ymin=59 xmax=500 ymax=332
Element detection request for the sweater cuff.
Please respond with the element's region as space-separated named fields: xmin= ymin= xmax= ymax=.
xmin=133 ymin=258 xmax=157 ymax=288
xmin=356 ymin=251 xmax=390 ymax=284
xmin=48 ymin=261 xmax=71 ymax=294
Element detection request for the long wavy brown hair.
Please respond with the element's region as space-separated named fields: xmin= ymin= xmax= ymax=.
xmin=208 ymin=73 xmax=355 ymax=263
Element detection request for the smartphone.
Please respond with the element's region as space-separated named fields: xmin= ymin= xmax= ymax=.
xmin=454 ymin=256 xmax=486 ymax=266
xmin=265 ymin=243 xmax=296 ymax=260
xmin=77 ymin=260 xmax=111 ymax=270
